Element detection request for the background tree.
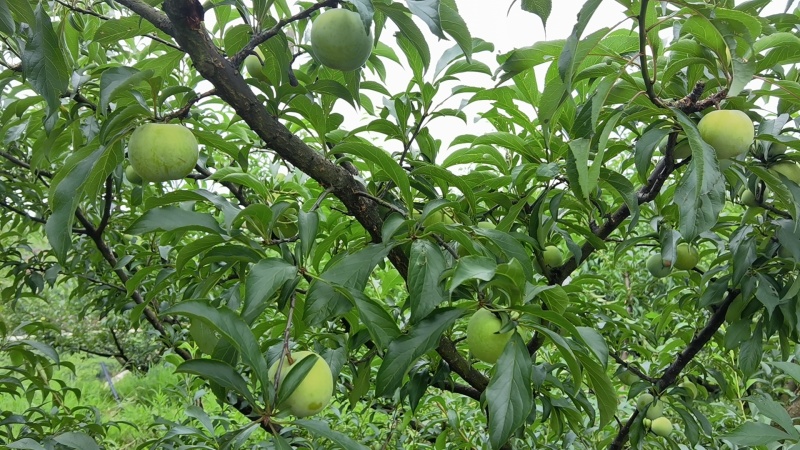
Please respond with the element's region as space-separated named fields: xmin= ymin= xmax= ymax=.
xmin=2 ymin=0 xmax=800 ymax=448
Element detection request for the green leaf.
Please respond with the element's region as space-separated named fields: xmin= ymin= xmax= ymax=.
xmin=163 ymin=300 xmax=270 ymax=396
xmin=498 ymin=40 xmax=564 ymax=76
xmin=681 ymin=15 xmax=727 ymax=62
xmin=298 ymin=209 xmax=318 ymax=258
xmin=575 ymin=349 xmax=616 ymax=427
xmin=175 ymin=359 xmax=257 ymax=407
xmin=557 ymin=0 xmax=601 ymax=86
xmin=408 ymin=239 xmax=447 ymax=324
xmin=99 ymin=67 xmax=154 ymax=113
xmin=92 ymin=16 xmax=159 ymax=45
xmin=45 ymin=145 xmax=110 ymax=263
xmin=338 ymin=287 xmax=400 ymax=349
xmin=439 ymin=0 xmax=472 ymax=63
xmin=307 ymin=79 xmax=356 ymax=108
xmin=275 ymin=354 xmax=316 ymax=406
xmin=7 ymin=438 xmax=46 ymax=450
xmin=21 ymin=5 xmax=70 ymax=131
xmin=405 ymin=0 xmax=445 ymax=39
xmin=447 ymin=255 xmax=496 ymax=293
xmin=51 ymin=432 xmax=100 ymax=450
xmin=19 ymin=339 xmax=59 ymax=364
xmin=730 ymin=57 xmax=757 ymax=97
xmin=672 ymin=109 xmax=726 ymax=241
xmin=744 ymin=394 xmax=799 ymax=437
xmin=375 ymin=307 xmax=465 ymax=396
xmin=486 ymin=333 xmax=532 ymax=450
xmin=6 ymin=0 xmax=34 ymax=26
xmin=294 ymin=419 xmax=370 ymax=450
xmin=335 ymin=142 xmax=413 ymax=210
xmin=126 ymin=206 xmax=224 ymax=235
xmin=411 ymin=164 xmax=477 ymax=214
xmin=473 ymin=228 xmax=533 ymax=279
xmin=376 ymin=2 xmax=430 ymax=71
xmin=721 ymin=422 xmax=794 ymax=446
xmin=521 ymin=0 xmax=551 ymax=28
xmin=739 ymin=323 xmax=763 ymax=378
xmin=243 ymin=259 xmax=297 ymax=324
xmin=0 ymin=0 xmax=15 ymax=35
xmin=568 ymin=138 xmax=592 ymax=202
xmin=575 ymin=327 xmax=608 ymax=367
xmin=305 ymin=243 xmax=394 ymax=326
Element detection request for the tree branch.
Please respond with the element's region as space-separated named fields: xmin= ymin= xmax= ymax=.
xmin=113 ymin=0 xmax=175 ymax=36
xmin=232 ymin=0 xmax=338 ymax=68
xmin=608 ymin=290 xmax=738 ymax=449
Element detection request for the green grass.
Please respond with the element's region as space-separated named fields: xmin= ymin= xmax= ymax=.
xmin=0 ymin=354 xmax=199 ymax=448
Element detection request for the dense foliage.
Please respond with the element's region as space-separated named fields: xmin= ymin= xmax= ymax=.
xmin=2 ymin=0 xmax=800 ymax=448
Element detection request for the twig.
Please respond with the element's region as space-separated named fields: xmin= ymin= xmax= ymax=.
xmin=636 ymin=0 xmax=664 ymax=108
xmin=232 ymin=0 xmax=338 ymax=68
xmin=194 ymin=164 xmax=250 ymax=206
xmin=354 ymin=191 xmax=407 ymax=216
xmin=608 ymin=290 xmax=738 ymax=449
xmin=311 ymin=186 xmax=334 ymax=211
xmin=160 ymin=88 xmax=216 ymax=122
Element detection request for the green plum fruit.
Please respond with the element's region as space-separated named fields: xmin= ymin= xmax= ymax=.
xmin=674 ymin=243 xmax=699 ymax=270
xmin=466 ymin=309 xmax=513 ymax=364
xmin=697 ymin=110 xmax=754 ymax=159
xmin=646 ymin=254 xmax=672 ymax=278
xmin=268 ymin=350 xmax=333 ymax=417
xmin=636 ymin=393 xmax=654 ymax=411
xmin=645 ymin=399 xmax=664 ymax=419
xmin=542 ymin=245 xmax=563 ymax=268
xmin=128 ymin=123 xmax=199 ymax=182
xmin=680 ymin=380 xmax=698 ymax=399
xmin=618 ymin=369 xmax=640 ymax=385
xmin=650 ymin=416 xmax=672 ymax=437
xmin=310 ymin=9 xmax=373 ymax=71
xmin=769 ymin=142 xmax=787 ymax=156
xmin=771 ymin=161 xmax=800 ymax=184
xmin=125 ymin=165 xmax=143 ymax=184
xmin=244 ymin=47 xmax=269 ymax=82
xmin=740 ymin=189 xmax=758 ymax=207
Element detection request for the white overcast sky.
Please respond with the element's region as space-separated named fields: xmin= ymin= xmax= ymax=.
xmin=355 ymin=0 xmax=790 ymax=160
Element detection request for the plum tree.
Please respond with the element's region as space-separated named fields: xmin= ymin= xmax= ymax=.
xmin=466 ymin=309 xmax=513 ymax=363
xmin=268 ymin=351 xmax=333 ymax=417
xmin=3 ymin=1 xmax=800 ymax=448
xmin=310 ymin=9 xmax=373 ymax=71
xmin=697 ymin=110 xmax=754 ymax=159
xmin=674 ymin=243 xmax=699 ymax=270
xmin=127 ymin=123 xmax=199 ymax=182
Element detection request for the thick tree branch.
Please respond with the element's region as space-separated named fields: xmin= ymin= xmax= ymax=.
xmin=73 ymin=208 xmax=192 ymax=361
xmin=609 ymin=290 xmax=738 ymax=449
xmin=160 ymin=0 xmax=485 ymax=395
xmin=113 ymin=0 xmax=175 ymax=36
